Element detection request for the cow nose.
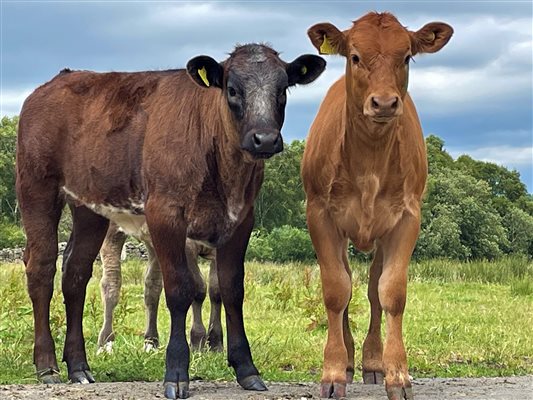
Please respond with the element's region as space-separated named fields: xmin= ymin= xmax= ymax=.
xmin=371 ymin=95 xmax=399 ymax=114
xmin=252 ymin=131 xmax=283 ymax=155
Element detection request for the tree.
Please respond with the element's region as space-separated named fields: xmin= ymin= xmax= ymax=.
xmin=254 ymin=140 xmax=306 ymax=231
xmin=425 ymin=134 xmax=454 ymax=174
xmin=416 ymin=168 xmax=508 ymax=260
xmin=0 ymin=116 xmax=18 ymax=223
xmin=456 ymin=155 xmax=527 ymax=203
xmin=499 ymin=201 xmax=533 ymax=256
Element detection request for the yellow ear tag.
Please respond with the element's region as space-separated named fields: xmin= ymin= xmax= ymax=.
xmin=198 ymin=66 xmax=210 ymax=87
xmin=319 ymin=34 xmax=335 ymax=55
xmin=301 ymin=65 xmax=307 ymax=75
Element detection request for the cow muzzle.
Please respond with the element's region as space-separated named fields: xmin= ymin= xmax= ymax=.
xmin=242 ymin=129 xmax=283 ymax=159
xmin=363 ymin=93 xmax=403 ymax=122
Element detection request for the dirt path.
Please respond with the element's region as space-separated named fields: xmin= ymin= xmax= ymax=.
xmin=1 ymin=376 xmax=532 ymax=400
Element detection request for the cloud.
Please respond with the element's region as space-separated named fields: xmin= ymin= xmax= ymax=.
xmin=448 ymin=144 xmax=533 ymax=188
xmin=448 ymin=145 xmax=533 ymax=167
xmin=0 ymin=88 xmax=32 ymax=116
xmin=1 ymin=1 xmax=531 ymax=191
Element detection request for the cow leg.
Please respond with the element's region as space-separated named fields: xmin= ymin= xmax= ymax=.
xmin=97 ymin=223 xmax=126 ymax=353
xmin=187 ymin=244 xmax=208 ymax=351
xmin=379 ymin=215 xmax=419 ymax=400
xmin=145 ymin=198 xmax=192 ymax=400
xmin=206 ymin=258 xmax=223 ymax=352
xmin=362 ymin=248 xmax=385 ymax=384
xmin=217 ymin=210 xmax=266 ymax=391
xmin=307 ymin=205 xmax=351 ymax=399
xmin=18 ymin=177 xmax=63 ymax=383
xmin=341 ymin=249 xmax=355 ymax=383
xmin=62 ymin=205 xmax=109 ymax=383
xmin=143 ymin=242 xmax=163 ymax=351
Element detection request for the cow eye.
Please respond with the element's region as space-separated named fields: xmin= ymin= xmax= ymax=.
xmin=404 ymin=55 xmax=411 ymax=65
xmin=351 ymin=54 xmax=360 ymax=64
xmin=228 ymin=87 xmax=237 ymax=97
xmin=278 ymin=88 xmax=287 ymax=104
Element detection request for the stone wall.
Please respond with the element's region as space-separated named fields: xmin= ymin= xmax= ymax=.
xmin=0 ymin=241 xmax=148 ymax=262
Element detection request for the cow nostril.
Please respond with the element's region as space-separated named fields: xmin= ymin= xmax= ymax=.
xmin=391 ymin=97 xmax=399 ymax=109
xmin=253 ymin=133 xmax=262 ymax=147
xmin=371 ymin=97 xmax=379 ymax=109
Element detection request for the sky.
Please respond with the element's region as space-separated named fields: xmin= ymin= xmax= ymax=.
xmin=1 ymin=0 xmax=532 ymax=191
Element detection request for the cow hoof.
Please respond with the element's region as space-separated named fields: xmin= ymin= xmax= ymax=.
xmin=37 ymin=368 xmax=61 ymax=384
xmin=190 ymin=330 xmax=207 ymax=351
xmin=346 ymin=368 xmax=354 ymax=384
xmin=206 ymin=332 xmax=223 ymax=352
xmin=164 ymin=381 xmax=190 ymax=399
xmin=164 ymin=382 xmax=177 ymax=399
xmin=320 ymin=382 xmax=346 ymax=399
xmin=69 ymin=370 xmax=95 ymax=384
xmin=387 ymin=385 xmax=414 ymax=400
xmin=208 ymin=342 xmax=223 ymax=352
xmin=144 ymin=338 xmax=159 ymax=352
xmin=238 ymin=375 xmax=267 ymax=391
xmin=363 ymin=370 xmax=384 ymax=384
xmin=96 ymin=341 xmax=114 ymax=355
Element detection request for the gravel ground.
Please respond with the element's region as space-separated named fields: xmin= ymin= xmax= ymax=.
xmin=1 ymin=376 xmax=532 ymax=400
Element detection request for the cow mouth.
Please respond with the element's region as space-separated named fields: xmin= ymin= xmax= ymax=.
xmin=371 ymin=115 xmax=396 ymax=124
xmin=250 ymin=151 xmax=277 ymax=159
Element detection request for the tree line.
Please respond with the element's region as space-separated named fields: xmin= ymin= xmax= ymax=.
xmin=1 ymin=115 xmax=532 ymax=261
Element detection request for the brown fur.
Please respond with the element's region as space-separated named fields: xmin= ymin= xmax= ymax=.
xmin=303 ymin=12 xmax=452 ymax=399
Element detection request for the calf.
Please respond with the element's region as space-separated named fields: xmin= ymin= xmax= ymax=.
xmin=301 ymin=12 xmax=452 ymax=400
xmin=16 ymin=44 xmax=325 ymax=399
xmin=97 ymin=222 xmax=222 ymax=354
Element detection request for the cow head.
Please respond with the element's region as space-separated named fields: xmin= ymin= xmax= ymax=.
xmin=187 ymin=44 xmax=326 ymax=159
xmin=308 ymin=12 xmax=453 ymax=124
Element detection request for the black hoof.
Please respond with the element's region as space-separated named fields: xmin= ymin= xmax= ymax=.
xmin=363 ymin=370 xmax=384 ymax=384
xmin=37 ymin=368 xmax=61 ymax=384
xmin=69 ymin=370 xmax=95 ymax=384
xmin=238 ymin=375 xmax=268 ymax=391
xmin=164 ymin=381 xmax=190 ymax=399
xmin=346 ymin=368 xmax=354 ymax=384
xmin=164 ymin=382 xmax=177 ymax=399
xmin=320 ymin=382 xmax=346 ymax=399
xmin=206 ymin=332 xmax=223 ymax=352
xmin=387 ymin=385 xmax=414 ymax=400
xmin=190 ymin=329 xmax=207 ymax=351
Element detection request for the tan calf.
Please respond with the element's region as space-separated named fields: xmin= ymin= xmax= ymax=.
xmin=302 ymin=12 xmax=453 ymax=400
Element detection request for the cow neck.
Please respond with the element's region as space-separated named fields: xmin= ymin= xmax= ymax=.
xmin=343 ymin=101 xmax=400 ymax=177
xmin=213 ymin=101 xmax=264 ymax=208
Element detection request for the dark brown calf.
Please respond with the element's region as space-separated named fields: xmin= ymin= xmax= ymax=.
xmin=302 ymin=12 xmax=452 ymax=400
xmin=16 ymin=44 xmax=325 ymax=399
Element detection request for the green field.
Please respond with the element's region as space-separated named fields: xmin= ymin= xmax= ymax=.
xmin=0 ymin=257 xmax=532 ymax=384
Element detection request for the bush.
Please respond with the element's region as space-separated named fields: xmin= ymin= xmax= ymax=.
xmin=0 ymin=223 xmax=25 ymax=248
xmin=500 ymin=204 xmax=533 ymax=257
xmin=246 ymin=230 xmax=273 ymax=262
xmin=246 ymin=226 xmax=316 ymax=263
xmin=267 ymin=225 xmax=315 ymax=263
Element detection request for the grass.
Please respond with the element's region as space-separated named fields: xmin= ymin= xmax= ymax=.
xmin=0 ymin=256 xmax=532 ymax=384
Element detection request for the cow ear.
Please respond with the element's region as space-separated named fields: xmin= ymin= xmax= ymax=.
xmin=307 ymin=22 xmax=347 ymax=56
xmin=410 ymin=22 xmax=453 ymax=55
xmin=186 ymin=56 xmax=223 ymax=88
xmin=287 ymin=55 xmax=326 ymax=86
